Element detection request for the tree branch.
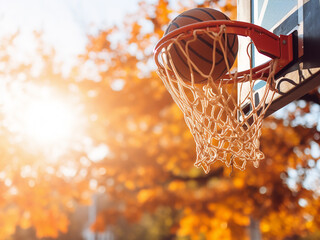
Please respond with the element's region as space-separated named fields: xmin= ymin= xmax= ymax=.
xmin=169 ymin=166 xmax=224 ymax=184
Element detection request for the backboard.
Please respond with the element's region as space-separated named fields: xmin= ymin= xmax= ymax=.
xmin=238 ymin=0 xmax=320 ymax=117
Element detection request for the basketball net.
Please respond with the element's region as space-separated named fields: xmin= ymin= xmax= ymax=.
xmin=156 ymin=26 xmax=277 ymax=173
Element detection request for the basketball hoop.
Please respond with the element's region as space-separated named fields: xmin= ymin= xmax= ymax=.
xmin=154 ymin=20 xmax=293 ymax=173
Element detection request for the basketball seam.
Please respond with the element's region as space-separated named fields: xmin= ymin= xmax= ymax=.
xmin=172 ymin=42 xmax=224 ymax=83
xmin=181 ymin=40 xmax=213 ymax=64
xmin=165 ymin=22 xmax=180 ymax=35
xmin=181 ymin=39 xmax=224 ymax=65
xmin=228 ymin=35 xmax=238 ymax=59
xmin=172 ymin=44 xmax=197 ymax=81
xmin=174 ymin=40 xmax=225 ymax=75
xmin=178 ymin=15 xmax=203 ymax=22
xmin=198 ymin=36 xmax=224 ymax=60
xmin=197 ymin=8 xmax=230 ymax=21
xmin=164 ymin=8 xmax=238 ymax=82
xmin=197 ymin=8 xmax=218 ymax=20
xmin=164 ymin=23 xmax=171 ymax=35
xmin=167 ymin=11 xmax=231 ymax=61
xmin=172 ymin=44 xmax=207 ymax=82
xmin=172 ymin=36 xmax=229 ymax=82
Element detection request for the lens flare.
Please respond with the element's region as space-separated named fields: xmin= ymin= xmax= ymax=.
xmin=2 ymin=84 xmax=81 ymax=150
xmin=23 ymin=98 xmax=76 ymax=144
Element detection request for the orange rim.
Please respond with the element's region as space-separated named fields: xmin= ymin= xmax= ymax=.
xmin=154 ymin=20 xmax=293 ymax=83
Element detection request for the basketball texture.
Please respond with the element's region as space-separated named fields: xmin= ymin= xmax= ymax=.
xmin=164 ymin=8 xmax=238 ymax=83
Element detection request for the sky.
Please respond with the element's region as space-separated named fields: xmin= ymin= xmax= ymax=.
xmin=0 ymin=0 xmax=149 ymax=161
xmin=0 ymin=0 xmax=142 ymax=57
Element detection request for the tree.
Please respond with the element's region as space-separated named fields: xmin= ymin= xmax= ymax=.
xmin=77 ymin=0 xmax=320 ymax=239
xmin=0 ymin=32 xmax=94 ymax=238
xmin=0 ymin=0 xmax=320 ymax=239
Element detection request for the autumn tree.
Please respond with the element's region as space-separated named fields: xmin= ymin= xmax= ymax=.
xmin=0 ymin=32 xmax=96 ymax=238
xmin=76 ymin=0 xmax=320 ymax=239
xmin=1 ymin=0 xmax=320 ymax=240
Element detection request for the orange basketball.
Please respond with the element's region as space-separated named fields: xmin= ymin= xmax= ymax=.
xmin=164 ymin=8 xmax=238 ymax=83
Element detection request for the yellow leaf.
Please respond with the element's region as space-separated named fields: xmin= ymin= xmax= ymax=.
xmin=168 ymin=180 xmax=185 ymax=191
xmin=125 ymin=180 xmax=135 ymax=190
xmin=0 ymin=208 xmax=19 ymax=237
xmin=137 ymin=189 xmax=153 ymax=203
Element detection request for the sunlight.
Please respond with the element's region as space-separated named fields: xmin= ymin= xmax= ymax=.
xmin=2 ymin=83 xmax=81 ymax=150
xmin=23 ymin=98 xmax=76 ymax=144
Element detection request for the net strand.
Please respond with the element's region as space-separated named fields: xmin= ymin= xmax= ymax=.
xmin=157 ymin=25 xmax=277 ymax=173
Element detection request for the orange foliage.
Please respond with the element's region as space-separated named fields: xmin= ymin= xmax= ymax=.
xmin=0 ymin=1 xmax=320 ymax=240
xmin=81 ymin=1 xmax=320 ymax=239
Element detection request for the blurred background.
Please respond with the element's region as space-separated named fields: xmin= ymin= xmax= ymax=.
xmin=0 ymin=0 xmax=320 ymax=239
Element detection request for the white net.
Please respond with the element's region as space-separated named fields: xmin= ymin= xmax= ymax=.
xmin=156 ymin=25 xmax=278 ymax=173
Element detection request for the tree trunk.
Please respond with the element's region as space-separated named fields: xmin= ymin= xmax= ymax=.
xmin=249 ymin=216 xmax=261 ymax=240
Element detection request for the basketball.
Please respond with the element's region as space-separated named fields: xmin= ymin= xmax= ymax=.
xmin=164 ymin=8 xmax=238 ymax=83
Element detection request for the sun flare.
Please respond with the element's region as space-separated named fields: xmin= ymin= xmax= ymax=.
xmin=23 ymin=99 xmax=76 ymax=144
xmin=3 ymin=84 xmax=81 ymax=148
